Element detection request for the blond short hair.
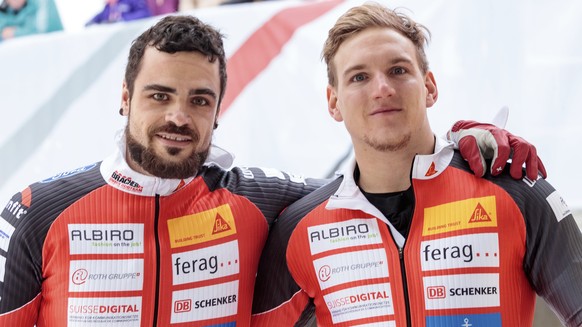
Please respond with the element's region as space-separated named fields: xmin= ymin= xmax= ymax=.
xmin=322 ymin=2 xmax=431 ymax=86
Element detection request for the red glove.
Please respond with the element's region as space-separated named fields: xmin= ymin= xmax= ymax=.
xmin=447 ymin=120 xmax=547 ymax=180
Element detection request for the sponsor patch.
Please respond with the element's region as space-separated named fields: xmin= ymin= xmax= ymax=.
xmin=423 ymin=273 xmax=500 ymax=310
xmin=324 ymin=283 xmax=393 ymax=324
xmin=522 ymin=176 xmax=537 ymax=187
xmin=308 ymin=219 xmax=383 ymax=255
xmin=423 ymin=196 xmax=497 ymax=236
xmin=168 ymin=204 xmax=237 ymax=248
xmin=68 ymin=224 xmax=144 ymax=255
xmin=108 ymin=171 xmax=144 ymax=193
xmin=420 ymin=233 xmax=499 ymax=271
xmin=171 ymin=280 xmax=238 ymax=323
xmin=546 ymin=191 xmax=572 ymax=222
xmin=258 ymin=167 xmax=285 ymax=180
xmin=3 ymin=199 xmax=28 ymax=220
xmin=41 ymin=164 xmax=98 ymax=183
xmin=239 ymin=167 xmax=255 ymax=179
xmin=0 ymin=217 xmax=15 ymax=252
xmin=425 ymin=313 xmax=502 ymax=327
xmin=172 ymin=240 xmax=239 ymax=285
xmin=313 ymin=249 xmax=389 ymax=290
xmin=253 ymin=167 xmax=307 ymax=184
xmin=0 ymin=254 xmax=6 ymax=282
xmin=69 ymin=259 xmax=144 ymax=292
xmin=425 ymin=162 xmax=438 ymax=177
xmin=68 ymin=296 xmax=141 ymax=327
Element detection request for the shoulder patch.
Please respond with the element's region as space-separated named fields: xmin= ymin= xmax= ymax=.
xmin=40 ymin=163 xmax=98 ymax=183
xmin=546 ymin=191 xmax=572 ymax=222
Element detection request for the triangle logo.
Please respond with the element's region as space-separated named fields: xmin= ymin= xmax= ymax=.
xmin=468 ymin=203 xmax=492 ymax=223
xmin=425 ymin=162 xmax=438 ymax=177
xmin=173 ymin=179 xmax=186 ymax=193
xmin=212 ymin=214 xmax=232 ymax=234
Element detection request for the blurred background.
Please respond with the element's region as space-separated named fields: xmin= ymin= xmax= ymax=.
xmin=1 ymin=0 xmax=580 ymax=325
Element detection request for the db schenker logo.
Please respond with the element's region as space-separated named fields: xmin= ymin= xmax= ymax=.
xmin=427 ymin=286 xmax=446 ymax=299
xmin=174 ymin=299 xmax=192 ymax=313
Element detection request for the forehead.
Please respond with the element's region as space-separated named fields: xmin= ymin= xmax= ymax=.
xmin=334 ymin=27 xmax=417 ymax=68
xmin=136 ymin=46 xmax=221 ymax=89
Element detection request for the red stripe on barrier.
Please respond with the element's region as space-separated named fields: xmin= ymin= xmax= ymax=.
xmin=220 ymin=0 xmax=344 ymax=114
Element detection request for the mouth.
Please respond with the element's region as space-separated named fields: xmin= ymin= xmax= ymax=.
xmin=157 ymin=133 xmax=193 ymax=142
xmin=370 ymin=107 xmax=401 ymax=116
xmin=150 ymin=123 xmax=200 ymax=150
xmin=155 ymin=132 xmax=195 ymax=149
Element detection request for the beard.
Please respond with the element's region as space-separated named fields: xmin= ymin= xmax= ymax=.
xmin=363 ymin=132 xmax=411 ymax=152
xmin=125 ymin=123 xmax=210 ymax=179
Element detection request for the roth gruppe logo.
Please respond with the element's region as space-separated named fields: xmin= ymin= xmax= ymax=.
xmin=313 ymin=249 xmax=389 ymax=290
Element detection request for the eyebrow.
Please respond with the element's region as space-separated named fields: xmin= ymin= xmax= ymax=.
xmin=143 ymin=84 xmax=217 ymax=100
xmin=189 ymin=88 xmax=217 ymax=100
xmin=143 ymin=84 xmax=176 ymax=94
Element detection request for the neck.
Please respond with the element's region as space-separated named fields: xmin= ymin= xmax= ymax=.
xmin=355 ymin=133 xmax=435 ymax=193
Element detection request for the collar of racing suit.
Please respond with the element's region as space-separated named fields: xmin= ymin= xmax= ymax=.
xmin=325 ymin=135 xmax=455 ymax=248
xmin=99 ymin=129 xmax=235 ymax=197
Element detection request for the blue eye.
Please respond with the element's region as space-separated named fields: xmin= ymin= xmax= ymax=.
xmin=392 ymin=67 xmax=407 ymax=75
xmin=351 ymin=74 xmax=367 ymax=82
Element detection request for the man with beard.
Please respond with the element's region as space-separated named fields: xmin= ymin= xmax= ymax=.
xmin=251 ymin=3 xmax=581 ymax=327
xmin=0 ymin=14 xmax=545 ymax=327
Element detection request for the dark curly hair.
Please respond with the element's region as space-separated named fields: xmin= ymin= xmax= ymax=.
xmin=124 ymin=15 xmax=227 ymax=110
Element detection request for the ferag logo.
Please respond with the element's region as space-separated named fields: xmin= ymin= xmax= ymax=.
xmin=423 ymin=196 xmax=497 ymax=236
xmin=174 ymin=299 xmax=192 ymax=313
xmin=427 ymin=286 xmax=446 ymax=299
xmin=168 ymin=204 xmax=237 ymax=248
xmin=468 ymin=203 xmax=492 ymax=223
xmin=420 ymin=233 xmax=499 ymax=271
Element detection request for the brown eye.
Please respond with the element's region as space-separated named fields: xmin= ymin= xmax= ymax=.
xmin=152 ymin=93 xmax=168 ymax=101
xmin=192 ymin=97 xmax=209 ymax=106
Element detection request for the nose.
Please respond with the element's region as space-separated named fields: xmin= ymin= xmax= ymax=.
xmin=165 ymin=104 xmax=192 ymax=127
xmin=371 ymin=74 xmax=395 ymax=99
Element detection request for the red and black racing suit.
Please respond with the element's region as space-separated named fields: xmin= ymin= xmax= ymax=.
xmin=252 ymin=137 xmax=582 ymax=327
xmin=0 ymin=140 xmax=324 ymax=327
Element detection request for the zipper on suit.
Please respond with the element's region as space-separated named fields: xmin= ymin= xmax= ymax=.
xmin=398 ymin=246 xmax=411 ymax=327
xmin=152 ymin=194 xmax=161 ymax=326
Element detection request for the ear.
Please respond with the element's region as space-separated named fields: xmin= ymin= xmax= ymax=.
xmin=120 ymin=81 xmax=130 ymax=116
xmin=327 ymin=85 xmax=343 ymax=122
xmin=213 ymin=115 xmax=219 ymax=130
xmin=424 ymin=71 xmax=438 ymax=108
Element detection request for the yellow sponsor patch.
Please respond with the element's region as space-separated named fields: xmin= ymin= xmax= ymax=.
xmin=422 ymin=196 xmax=497 ymax=236
xmin=168 ymin=204 xmax=237 ymax=248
